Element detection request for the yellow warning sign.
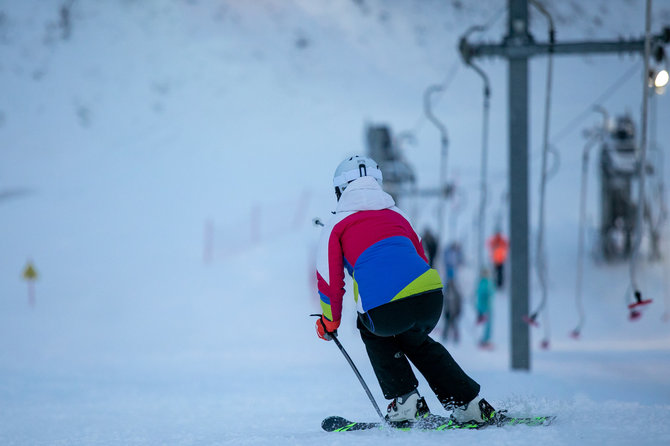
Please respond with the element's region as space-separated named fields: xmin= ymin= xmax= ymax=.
xmin=22 ymin=262 xmax=38 ymax=281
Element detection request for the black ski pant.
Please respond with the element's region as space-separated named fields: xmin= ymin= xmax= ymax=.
xmin=494 ymin=263 xmax=504 ymax=288
xmin=357 ymin=290 xmax=480 ymax=408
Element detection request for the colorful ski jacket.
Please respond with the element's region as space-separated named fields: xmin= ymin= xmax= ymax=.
xmin=488 ymin=233 xmax=509 ymax=265
xmin=476 ymin=276 xmax=495 ymax=315
xmin=316 ymin=177 xmax=443 ymax=323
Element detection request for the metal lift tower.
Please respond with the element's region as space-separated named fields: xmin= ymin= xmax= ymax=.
xmin=459 ymin=0 xmax=670 ymax=370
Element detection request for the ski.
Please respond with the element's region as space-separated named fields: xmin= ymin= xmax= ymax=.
xmin=322 ymin=412 xmax=556 ymax=432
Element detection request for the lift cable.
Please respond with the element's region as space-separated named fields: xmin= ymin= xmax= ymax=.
xmin=649 ymin=93 xmax=670 ymax=322
xmin=401 ymin=6 xmax=505 ymax=142
xmin=627 ymin=0 xmax=654 ymax=319
xmin=524 ymin=1 xmax=556 ymax=350
xmin=423 ymin=84 xmax=450 ymax=246
xmin=550 ymin=63 xmax=640 ymax=146
xmin=460 ymin=24 xmax=492 ymax=274
xmin=571 ymin=107 xmax=608 ymax=339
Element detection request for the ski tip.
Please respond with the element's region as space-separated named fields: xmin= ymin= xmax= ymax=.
xmin=497 ymin=413 xmax=557 ymax=427
xmin=526 ymin=415 xmax=557 ymax=426
xmin=321 ymin=416 xmax=351 ymax=432
xmin=540 ymin=415 xmax=557 ymax=426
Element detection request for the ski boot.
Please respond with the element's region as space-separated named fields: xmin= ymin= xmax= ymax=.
xmin=451 ymin=395 xmax=496 ymax=425
xmin=386 ymin=389 xmax=430 ymax=422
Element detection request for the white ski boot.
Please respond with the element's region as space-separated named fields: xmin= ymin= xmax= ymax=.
xmin=386 ymin=389 xmax=430 ymax=422
xmin=451 ymin=395 xmax=496 ymax=424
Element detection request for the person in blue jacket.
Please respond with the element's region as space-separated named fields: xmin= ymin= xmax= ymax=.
xmin=476 ymin=267 xmax=496 ymax=349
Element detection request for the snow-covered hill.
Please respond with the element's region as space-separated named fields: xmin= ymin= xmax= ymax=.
xmin=1 ymin=1 xmax=669 ymax=445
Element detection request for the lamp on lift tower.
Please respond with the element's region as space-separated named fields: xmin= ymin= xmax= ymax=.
xmin=652 ymin=46 xmax=669 ymax=93
xmin=654 ymin=68 xmax=669 ymax=89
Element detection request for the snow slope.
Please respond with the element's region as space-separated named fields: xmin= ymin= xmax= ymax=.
xmin=1 ymin=1 xmax=669 ymax=445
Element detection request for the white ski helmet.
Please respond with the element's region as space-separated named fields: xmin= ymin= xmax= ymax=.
xmin=333 ymin=155 xmax=383 ymax=200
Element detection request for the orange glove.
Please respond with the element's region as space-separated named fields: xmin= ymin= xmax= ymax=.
xmin=315 ymin=315 xmax=340 ymax=341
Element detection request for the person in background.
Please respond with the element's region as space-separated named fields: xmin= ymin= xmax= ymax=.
xmin=421 ymin=228 xmax=438 ymax=268
xmin=487 ymin=230 xmax=509 ymax=289
xmin=441 ymin=242 xmax=464 ymax=343
xmin=443 ymin=241 xmax=463 ymax=283
xmin=476 ymin=267 xmax=496 ymax=350
xmin=315 ymin=155 xmax=497 ymax=425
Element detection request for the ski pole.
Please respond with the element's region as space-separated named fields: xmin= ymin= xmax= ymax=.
xmin=331 ymin=332 xmax=386 ymax=423
xmin=312 ymin=315 xmax=386 ymax=423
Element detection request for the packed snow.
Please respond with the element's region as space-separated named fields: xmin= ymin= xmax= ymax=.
xmin=1 ymin=1 xmax=669 ymax=445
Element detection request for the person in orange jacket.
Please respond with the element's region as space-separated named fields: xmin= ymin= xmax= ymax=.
xmin=487 ymin=230 xmax=509 ymax=289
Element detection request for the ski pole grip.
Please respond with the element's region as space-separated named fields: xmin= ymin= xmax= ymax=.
xmin=310 ymin=313 xmax=337 ymax=340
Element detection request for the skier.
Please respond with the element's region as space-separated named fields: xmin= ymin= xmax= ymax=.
xmin=487 ymin=230 xmax=509 ymax=288
xmin=442 ymin=279 xmax=462 ymax=343
xmin=314 ymin=155 xmax=496 ymax=424
xmin=443 ymin=241 xmax=464 ymax=282
xmin=475 ymin=267 xmax=496 ymax=349
xmin=441 ymin=242 xmax=464 ymax=343
xmin=420 ymin=228 xmax=438 ymax=268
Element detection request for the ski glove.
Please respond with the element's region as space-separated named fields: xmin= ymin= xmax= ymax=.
xmin=316 ymin=315 xmax=340 ymax=341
